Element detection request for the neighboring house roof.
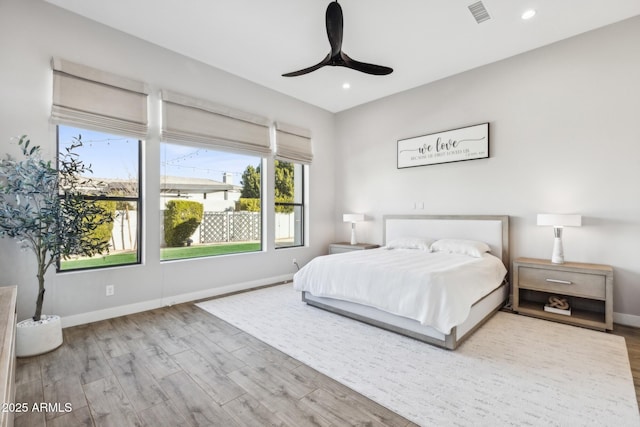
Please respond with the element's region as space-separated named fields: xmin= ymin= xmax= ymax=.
xmin=84 ymin=176 xmax=242 ymax=196
xmin=159 ymin=175 xmax=241 ymax=194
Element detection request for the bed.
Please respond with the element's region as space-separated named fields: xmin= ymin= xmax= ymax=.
xmin=294 ymin=215 xmax=509 ymax=350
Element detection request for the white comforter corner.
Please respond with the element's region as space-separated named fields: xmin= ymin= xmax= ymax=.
xmin=293 ymin=248 xmax=507 ymax=334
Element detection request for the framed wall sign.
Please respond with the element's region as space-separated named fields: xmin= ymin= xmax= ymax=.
xmin=397 ymin=122 xmax=489 ymax=169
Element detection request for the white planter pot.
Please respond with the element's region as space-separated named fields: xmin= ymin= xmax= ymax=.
xmin=16 ymin=315 xmax=63 ymax=357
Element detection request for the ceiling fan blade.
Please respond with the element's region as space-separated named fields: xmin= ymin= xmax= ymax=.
xmin=282 ymin=53 xmax=332 ymax=77
xmin=282 ymin=1 xmax=392 ymax=78
xmin=325 ymin=1 xmax=343 ymax=57
xmin=340 ymin=52 xmax=393 ymax=75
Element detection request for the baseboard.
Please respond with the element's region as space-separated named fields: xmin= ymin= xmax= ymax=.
xmin=614 ymin=312 xmax=640 ymax=328
xmin=60 ymin=299 xmax=162 ymax=328
xmin=158 ymin=274 xmax=293 ymax=307
xmin=61 ymin=279 xmax=635 ymax=330
xmin=60 ymin=274 xmax=294 ymax=328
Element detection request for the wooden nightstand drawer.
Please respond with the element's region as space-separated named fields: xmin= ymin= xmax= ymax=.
xmin=518 ymin=266 xmax=606 ymax=300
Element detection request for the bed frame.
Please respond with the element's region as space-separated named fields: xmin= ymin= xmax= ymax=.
xmin=302 ymin=215 xmax=509 ymax=350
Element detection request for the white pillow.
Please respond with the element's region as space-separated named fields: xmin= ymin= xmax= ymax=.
xmin=386 ymin=237 xmax=434 ymax=251
xmin=431 ymin=239 xmax=490 ymax=258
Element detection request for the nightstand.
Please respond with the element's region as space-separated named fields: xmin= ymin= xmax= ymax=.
xmin=512 ymin=257 xmax=613 ymax=331
xmin=329 ymin=242 xmax=380 ymax=254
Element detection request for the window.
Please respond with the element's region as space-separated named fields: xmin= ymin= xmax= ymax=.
xmin=57 ymin=125 xmax=141 ymax=271
xmin=160 ymin=142 xmax=262 ymax=261
xmin=275 ymin=160 xmax=304 ymax=248
xmin=273 ymin=122 xmax=310 ymax=249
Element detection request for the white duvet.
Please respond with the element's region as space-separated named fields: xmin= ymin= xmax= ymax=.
xmin=293 ymin=248 xmax=507 ymax=334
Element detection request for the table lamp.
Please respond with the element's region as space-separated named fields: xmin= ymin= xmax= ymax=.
xmin=537 ymin=214 xmax=582 ymax=264
xmin=343 ymin=213 xmax=365 ymax=245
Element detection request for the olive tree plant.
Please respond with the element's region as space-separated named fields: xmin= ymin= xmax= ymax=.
xmin=0 ymin=135 xmax=113 ymax=321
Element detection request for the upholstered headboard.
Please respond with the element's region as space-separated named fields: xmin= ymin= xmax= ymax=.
xmin=383 ymin=215 xmax=509 ymax=266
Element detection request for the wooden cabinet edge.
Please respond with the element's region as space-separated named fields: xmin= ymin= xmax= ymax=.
xmin=0 ymin=286 xmax=17 ymax=427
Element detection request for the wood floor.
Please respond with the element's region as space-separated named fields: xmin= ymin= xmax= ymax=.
xmin=14 ymin=299 xmax=416 ymax=427
xmin=611 ymin=323 xmax=640 ymax=405
xmin=14 ymin=299 xmax=640 ymax=427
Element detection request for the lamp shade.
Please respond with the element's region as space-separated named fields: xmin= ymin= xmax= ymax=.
xmin=343 ymin=213 xmax=365 ymax=223
xmin=537 ymin=214 xmax=582 ymax=227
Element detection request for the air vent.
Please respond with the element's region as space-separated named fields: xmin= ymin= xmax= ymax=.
xmin=468 ymin=1 xmax=491 ymax=24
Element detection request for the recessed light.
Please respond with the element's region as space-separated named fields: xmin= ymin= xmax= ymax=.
xmin=342 ymin=82 xmax=351 ymax=90
xmin=521 ymin=9 xmax=536 ymax=20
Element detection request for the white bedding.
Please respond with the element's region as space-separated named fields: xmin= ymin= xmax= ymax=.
xmin=293 ymin=248 xmax=507 ymax=334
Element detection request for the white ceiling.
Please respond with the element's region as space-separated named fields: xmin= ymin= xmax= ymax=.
xmin=44 ymin=0 xmax=640 ymax=113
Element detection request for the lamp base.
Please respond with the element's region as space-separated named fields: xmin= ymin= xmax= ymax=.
xmin=350 ymin=223 xmax=358 ymax=245
xmin=551 ymin=236 xmax=564 ymax=264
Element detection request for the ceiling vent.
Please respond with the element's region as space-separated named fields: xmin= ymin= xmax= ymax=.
xmin=468 ymin=1 xmax=491 ymax=24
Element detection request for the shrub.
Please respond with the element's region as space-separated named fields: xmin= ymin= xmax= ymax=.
xmin=90 ymin=200 xmax=116 ymax=246
xmin=275 ymin=196 xmax=294 ymax=214
xmin=237 ymin=198 xmax=260 ymax=212
xmin=164 ymin=200 xmax=203 ymax=247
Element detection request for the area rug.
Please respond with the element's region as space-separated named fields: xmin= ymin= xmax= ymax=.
xmin=197 ymin=284 xmax=639 ymax=426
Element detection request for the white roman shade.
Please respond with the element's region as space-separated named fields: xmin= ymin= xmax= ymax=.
xmin=161 ymin=90 xmax=271 ymax=156
xmin=51 ymin=57 xmax=149 ymax=139
xmin=275 ymin=122 xmax=313 ymax=164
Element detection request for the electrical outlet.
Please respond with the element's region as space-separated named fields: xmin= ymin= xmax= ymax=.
xmin=106 ymin=284 xmax=114 ymax=296
xmin=292 ymin=258 xmax=297 ymax=265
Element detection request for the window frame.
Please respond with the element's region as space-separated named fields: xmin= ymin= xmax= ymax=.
xmin=159 ymin=140 xmax=264 ymax=262
xmin=55 ymin=125 xmax=143 ymax=272
xmin=275 ymin=161 xmax=305 ymax=249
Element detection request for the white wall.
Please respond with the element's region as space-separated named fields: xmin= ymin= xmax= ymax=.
xmin=0 ymin=0 xmax=336 ymax=324
xmin=2 ymin=0 xmax=639 ymax=326
xmin=334 ymin=16 xmax=640 ymax=321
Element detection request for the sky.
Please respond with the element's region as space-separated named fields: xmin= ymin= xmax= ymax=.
xmin=58 ymin=125 xmax=260 ymax=184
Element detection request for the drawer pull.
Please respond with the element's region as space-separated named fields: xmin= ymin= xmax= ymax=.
xmin=545 ymin=278 xmax=573 ymax=285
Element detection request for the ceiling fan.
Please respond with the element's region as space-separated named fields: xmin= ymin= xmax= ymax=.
xmin=282 ymin=1 xmax=393 ymax=77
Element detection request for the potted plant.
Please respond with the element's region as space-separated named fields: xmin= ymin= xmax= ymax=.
xmin=0 ymin=135 xmax=112 ymax=357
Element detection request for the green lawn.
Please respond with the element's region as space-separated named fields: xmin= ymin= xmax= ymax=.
xmin=60 ymin=242 xmax=261 ymax=270
xmin=161 ymin=242 xmax=261 ymax=260
xmin=59 ymin=252 xmax=138 ymax=270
